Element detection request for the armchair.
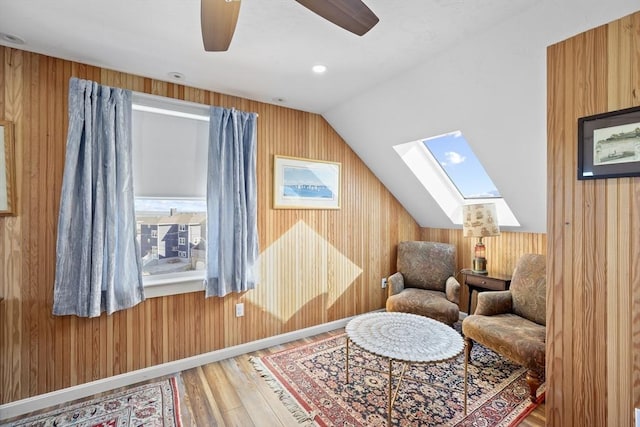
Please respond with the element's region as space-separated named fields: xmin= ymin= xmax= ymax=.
xmin=462 ymin=253 xmax=546 ymax=402
xmin=386 ymin=241 xmax=460 ymax=326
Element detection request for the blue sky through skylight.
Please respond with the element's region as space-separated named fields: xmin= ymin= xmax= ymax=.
xmin=423 ymin=132 xmax=500 ymax=199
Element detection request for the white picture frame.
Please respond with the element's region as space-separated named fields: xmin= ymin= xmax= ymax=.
xmin=273 ymin=155 xmax=341 ymax=209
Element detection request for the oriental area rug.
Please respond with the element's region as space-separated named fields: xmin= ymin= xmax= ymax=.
xmin=251 ymin=326 xmax=545 ymax=427
xmin=2 ymin=377 xmax=182 ymax=427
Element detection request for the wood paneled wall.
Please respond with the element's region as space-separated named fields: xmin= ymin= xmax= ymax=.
xmin=547 ymin=11 xmax=640 ymax=427
xmin=0 ymin=46 xmax=550 ymax=407
xmin=421 ymin=228 xmax=547 ymax=311
xmin=0 ymin=47 xmax=423 ymax=404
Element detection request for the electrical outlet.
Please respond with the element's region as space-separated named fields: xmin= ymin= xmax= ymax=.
xmin=381 ymin=277 xmax=388 ymax=289
xmin=235 ymin=303 xmax=244 ymax=317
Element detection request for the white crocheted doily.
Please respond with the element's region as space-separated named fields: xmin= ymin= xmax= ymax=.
xmin=345 ymin=312 xmax=464 ymax=362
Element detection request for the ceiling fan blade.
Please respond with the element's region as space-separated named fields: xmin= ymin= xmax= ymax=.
xmin=201 ymin=0 xmax=241 ymax=52
xmin=294 ymin=0 xmax=379 ymax=36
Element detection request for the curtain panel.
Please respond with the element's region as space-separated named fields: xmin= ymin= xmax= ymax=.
xmin=205 ymin=107 xmax=259 ymax=297
xmin=53 ymin=77 xmax=144 ymax=317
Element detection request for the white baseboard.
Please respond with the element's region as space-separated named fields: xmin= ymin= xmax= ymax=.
xmin=0 ymin=315 xmax=358 ymax=421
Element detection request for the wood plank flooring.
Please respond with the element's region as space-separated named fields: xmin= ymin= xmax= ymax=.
xmin=1 ymin=328 xmax=545 ymax=426
xmin=179 ymin=329 xmax=545 ymax=426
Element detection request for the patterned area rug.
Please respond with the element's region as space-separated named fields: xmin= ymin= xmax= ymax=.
xmin=251 ymin=326 xmax=544 ymax=426
xmin=2 ymin=377 xmax=182 ymax=427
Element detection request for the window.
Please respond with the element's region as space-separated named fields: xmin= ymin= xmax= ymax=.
xmin=423 ymin=133 xmax=500 ymax=199
xmin=132 ymin=93 xmax=210 ymax=297
xmin=394 ymin=131 xmax=519 ymax=227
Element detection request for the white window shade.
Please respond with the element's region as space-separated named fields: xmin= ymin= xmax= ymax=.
xmin=132 ymin=109 xmax=209 ymax=198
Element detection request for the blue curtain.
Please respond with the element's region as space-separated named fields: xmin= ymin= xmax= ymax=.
xmin=53 ymin=77 xmax=144 ymax=317
xmin=205 ymin=107 xmax=259 ymax=297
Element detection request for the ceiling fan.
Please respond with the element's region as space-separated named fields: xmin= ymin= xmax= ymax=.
xmin=201 ymin=0 xmax=379 ymax=52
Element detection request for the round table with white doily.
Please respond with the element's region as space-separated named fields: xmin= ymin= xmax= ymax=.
xmin=345 ymin=311 xmax=467 ymax=425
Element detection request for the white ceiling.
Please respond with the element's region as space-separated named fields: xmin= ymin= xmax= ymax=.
xmin=1 ymin=0 xmax=638 ymax=233
xmin=1 ymin=0 xmax=539 ymax=114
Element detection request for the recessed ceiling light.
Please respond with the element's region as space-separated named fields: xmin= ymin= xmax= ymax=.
xmin=167 ymin=71 xmax=185 ymax=80
xmin=312 ymin=64 xmax=327 ymax=74
xmin=0 ymin=33 xmax=25 ymax=45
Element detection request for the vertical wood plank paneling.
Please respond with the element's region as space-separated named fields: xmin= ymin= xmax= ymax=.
xmin=628 ymin=11 xmax=640 ymax=422
xmin=1 ymin=47 xmax=25 ymax=405
xmin=546 ymin=36 xmax=565 ymax=427
xmin=0 ymin=47 xmax=427 ymax=404
xmin=420 ymin=228 xmax=547 ymax=312
xmin=0 ymin=43 xmax=556 ymax=408
xmin=0 ymin=44 xmax=555 ymax=414
xmin=561 ymin=35 xmax=578 ymax=426
xmin=547 ymin=10 xmax=640 ymax=427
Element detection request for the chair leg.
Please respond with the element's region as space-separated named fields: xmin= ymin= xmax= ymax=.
xmin=525 ymin=370 xmax=541 ymax=402
xmin=464 ymin=337 xmax=473 ymax=362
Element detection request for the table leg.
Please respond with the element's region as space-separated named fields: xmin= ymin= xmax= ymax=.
xmin=467 ymin=288 xmax=473 ymax=315
xmin=464 ymin=341 xmax=469 ymax=415
xmin=346 ymin=337 xmax=350 ymax=383
xmin=388 ymin=358 xmax=393 ymax=425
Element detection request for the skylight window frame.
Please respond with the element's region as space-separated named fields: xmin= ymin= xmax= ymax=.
xmin=393 ymin=132 xmax=520 ymax=228
xmin=422 ymin=132 xmax=502 ymax=201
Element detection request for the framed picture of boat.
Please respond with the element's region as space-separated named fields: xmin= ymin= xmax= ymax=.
xmin=273 ymin=155 xmax=341 ymax=209
xmin=578 ymin=105 xmax=640 ymax=180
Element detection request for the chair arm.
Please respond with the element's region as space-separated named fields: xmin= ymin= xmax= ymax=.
xmin=445 ymin=276 xmax=460 ymax=305
xmin=474 ymin=290 xmax=513 ymax=316
xmin=387 ymin=272 xmax=405 ymax=296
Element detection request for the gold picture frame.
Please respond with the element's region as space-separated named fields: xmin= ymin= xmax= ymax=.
xmin=273 ymin=155 xmax=341 ymax=209
xmin=0 ymin=120 xmax=16 ymax=216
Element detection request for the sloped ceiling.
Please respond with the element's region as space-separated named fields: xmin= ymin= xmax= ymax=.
xmin=0 ymin=0 xmax=638 ymax=233
xmin=324 ymin=0 xmax=637 ymax=233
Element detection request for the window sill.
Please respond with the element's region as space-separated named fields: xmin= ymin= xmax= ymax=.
xmin=143 ymin=271 xmax=205 ymax=298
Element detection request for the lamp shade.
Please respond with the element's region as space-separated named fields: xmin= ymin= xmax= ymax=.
xmin=463 ymin=203 xmax=500 ymax=238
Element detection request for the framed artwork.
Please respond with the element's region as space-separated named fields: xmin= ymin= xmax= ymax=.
xmin=578 ymin=106 xmax=640 ymax=180
xmin=273 ymin=155 xmax=341 ymax=209
xmin=0 ymin=120 xmax=16 ymax=216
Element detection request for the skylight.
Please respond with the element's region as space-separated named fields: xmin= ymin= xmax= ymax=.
xmin=394 ymin=131 xmax=519 ymax=227
xmin=423 ymin=132 xmax=501 ymax=199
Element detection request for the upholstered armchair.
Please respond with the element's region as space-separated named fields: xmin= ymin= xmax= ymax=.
xmin=386 ymin=241 xmax=460 ymax=326
xmin=462 ymin=253 xmax=546 ymax=402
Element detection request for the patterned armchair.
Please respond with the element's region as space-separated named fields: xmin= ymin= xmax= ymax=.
xmin=462 ymin=253 xmax=546 ymax=402
xmin=386 ymin=241 xmax=460 ymax=326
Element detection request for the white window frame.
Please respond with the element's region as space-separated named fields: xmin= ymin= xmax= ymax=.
xmin=394 ymin=132 xmax=520 ymax=227
xmin=132 ymin=92 xmax=210 ymax=298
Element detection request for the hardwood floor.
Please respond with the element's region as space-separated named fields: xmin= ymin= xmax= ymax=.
xmin=1 ymin=329 xmax=546 ymax=426
xmin=178 ymin=329 xmax=546 ymax=426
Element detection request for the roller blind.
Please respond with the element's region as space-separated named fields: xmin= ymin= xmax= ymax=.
xmin=131 ymin=94 xmax=209 ymax=199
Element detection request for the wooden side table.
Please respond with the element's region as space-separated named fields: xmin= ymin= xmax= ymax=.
xmin=461 ymin=269 xmax=512 ymax=315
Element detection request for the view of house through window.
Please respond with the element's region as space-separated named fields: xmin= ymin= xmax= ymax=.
xmin=135 ymin=198 xmax=206 ymax=277
xmin=132 ymin=93 xmax=210 ymax=281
